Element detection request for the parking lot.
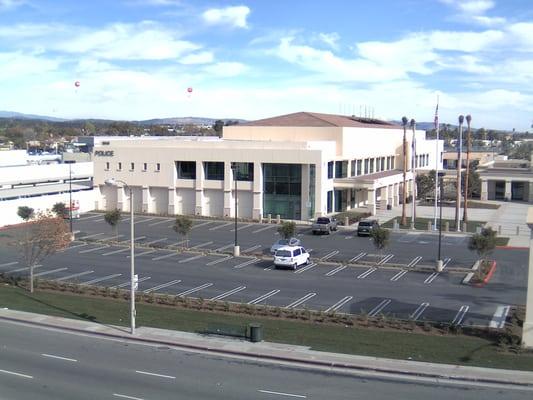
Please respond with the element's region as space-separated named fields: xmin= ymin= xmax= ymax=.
xmin=0 ymin=212 xmax=527 ymax=329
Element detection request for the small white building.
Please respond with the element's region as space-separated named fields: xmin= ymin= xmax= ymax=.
xmin=93 ymin=112 xmax=443 ymax=220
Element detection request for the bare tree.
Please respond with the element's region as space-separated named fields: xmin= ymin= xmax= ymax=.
xmin=104 ymin=209 xmax=122 ymax=240
xmin=15 ymin=213 xmax=71 ymax=293
xmin=455 ymin=115 xmax=464 ymax=231
xmin=173 ymin=215 xmax=193 ymax=249
xmin=463 ymin=115 xmax=472 ymax=223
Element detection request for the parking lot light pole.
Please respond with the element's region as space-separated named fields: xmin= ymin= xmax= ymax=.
xmin=64 ymin=160 xmax=75 ymax=234
xmin=437 ymin=172 xmax=445 ymax=272
xmin=105 ymin=178 xmax=136 ymax=335
xmin=231 ymin=163 xmax=240 ymax=257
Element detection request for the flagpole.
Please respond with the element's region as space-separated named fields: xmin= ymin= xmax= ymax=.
xmin=433 ymin=96 xmax=440 ymax=230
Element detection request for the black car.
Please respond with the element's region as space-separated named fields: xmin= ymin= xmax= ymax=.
xmin=357 ymin=219 xmax=379 ymax=236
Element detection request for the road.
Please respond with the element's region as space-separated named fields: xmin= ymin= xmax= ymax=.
xmin=0 ymin=319 xmax=529 ymax=400
xmin=0 ymin=213 xmax=527 ymax=327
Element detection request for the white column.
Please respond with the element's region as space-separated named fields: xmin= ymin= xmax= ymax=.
xmin=388 ymin=184 xmax=393 ymax=206
xmin=315 ymin=162 xmax=326 ymax=217
xmin=223 ymin=161 xmax=233 ymax=217
xmin=393 ymin=183 xmax=399 ymax=206
xmin=380 ymin=187 xmax=387 ymax=209
xmin=523 ymin=207 xmax=533 ymax=348
xmin=141 ymin=186 xmax=149 ymax=213
xmin=168 ymin=187 xmax=176 ymax=215
xmin=481 ymin=180 xmax=488 ymax=201
xmin=505 ymin=180 xmax=512 ymax=200
xmin=117 ymin=186 xmax=126 ymax=212
xmin=367 ymin=189 xmax=376 ymax=215
xmin=195 ymin=161 xmax=204 ymax=215
xmin=529 ymin=181 xmax=533 ymax=203
xmin=252 ymin=161 xmax=263 ymax=220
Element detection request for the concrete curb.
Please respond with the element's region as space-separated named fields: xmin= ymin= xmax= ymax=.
xmin=0 ymin=310 xmax=532 ymax=387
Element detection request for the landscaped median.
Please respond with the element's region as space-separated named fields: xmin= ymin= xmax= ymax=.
xmin=0 ymin=280 xmax=531 ymax=371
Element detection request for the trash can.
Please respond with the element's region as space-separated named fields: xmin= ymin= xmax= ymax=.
xmin=249 ymin=323 xmax=263 ymax=343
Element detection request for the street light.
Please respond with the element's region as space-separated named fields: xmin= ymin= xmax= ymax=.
xmin=105 ymin=178 xmax=136 ymax=335
xmin=436 ymin=172 xmax=445 ymax=272
xmin=230 ymin=163 xmax=240 ymax=256
xmin=64 ymin=160 xmax=75 ymax=234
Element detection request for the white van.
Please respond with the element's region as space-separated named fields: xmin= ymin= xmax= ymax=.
xmin=273 ymin=246 xmax=310 ymax=270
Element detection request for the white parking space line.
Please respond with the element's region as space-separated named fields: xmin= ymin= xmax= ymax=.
xmin=145 ymin=238 xmax=168 ymax=246
xmin=209 ymin=285 xmax=246 ymax=301
xmin=190 ymin=241 xmax=213 ymax=249
xmin=376 ymin=254 xmax=394 ymax=265
xmin=79 ymin=245 xmax=108 ymax=254
xmin=258 ymin=389 xmax=306 ymax=398
xmin=325 ymin=296 xmax=353 ymax=313
xmin=77 ymin=232 xmax=105 ymax=240
xmin=102 ymin=247 xmax=130 ymax=256
xmin=390 ymin=270 xmax=408 ymax=282
xmin=152 ymin=252 xmax=179 ymax=261
xmin=233 ymin=258 xmax=259 ymax=269
xmin=452 ymin=305 xmax=469 ymax=325
xmin=248 ymin=289 xmax=280 ymax=305
xmin=489 ymin=305 xmax=510 ymax=329
xmin=168 ymin=240 xmax=187 ymax=248
xmin=113 ymin=394 xmax=144 ymax=400
xmin=41 ymin=353 xmax=77 ymax=362
xmin=6 ymin=265 xmax=42 ymax=274
xmin=325 ymin=265 xmax=347 ymax=276
xmin=349 ymin=252 xmax=366 ymax=263
xmin=61 ymin=243 xmax=89 ymax=251
xmin=368 ymin=299 xmax=391 ymax=317
xmin=410 ymin=302 xmax=430 ymax=320
xmin=131 ymin=249 xmax=156 ymax=257
xmin=209 ymin=222 xmax=233 ymax=231
xmin=135 ymin=370 xmax=176 ymax=379
xmin=285 ymin=293 xmax=316 ymax=309
xmin=134 ymin=217 xmax=156 ymax=225
xmin=0 ymin=261 xmax=18 ymax=268
xmin=178 ymin=254 xmax=205 ymax=263
xmin=357 ymin=267 xmax=377 ymax=279
xmin=191 ymin=221 xmax=214 ymax=230
xmin=112 ymin=276 xmax=151 ymax=289
xmin=320 ymin=250 xmax=339 ymax=261
xmin=97 ymin=234 xmax=124 ymax=242
xmin=133 ymin=236 xmax=146 ymax=242
xmin=214 ymin=243 xmax=234 ymax=252
xmin=53 ymin=270 xmax=94 ymax=282
xmin=407 ymin=256 xmax=423 ymax=268
xmin=148 ymin=218 xmax=172 ymax=227
xmin=243 ymin=244 xmax=262 ymax=253
xmin=82 ymin=273 xmax=122 ymax=285
xmin=176 ymin=283 xmax=213 ymax=297
xmin=230 ymin=223 xmax=254 ymax=232
xmin=206 ymin=256 xmax=233 ymax=266
xmin=0 ymin=368 xmax=33 ymax=379
xmin=423 ymin=257 xmax=451 ymax=284
xmin=398 ymin=233 xmax=421 ymax=243
xmin=252 ymin=225 xmax=276 ymax=233
xmin=294 ymin=263 xmax=316 ymax=274
xmin=143 ymin=279 xmax=182 ymax=293
xmin=34 ymin=267 xmax=68 ymax=277
xmin=79 ymin=214 xmax=103 ymax=221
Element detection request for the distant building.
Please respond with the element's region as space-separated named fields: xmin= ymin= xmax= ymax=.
xmin=479 ymin=158 xmax=533 ymax=202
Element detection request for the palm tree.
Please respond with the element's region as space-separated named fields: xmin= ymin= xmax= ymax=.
xmin=410 ymin=118 xmax=416 ymax=230
xmin=463 ymin=115 xmax=472 ymax=223
xmin=455 ymin=115 xmax=464 ymax=231
xmin=401 ymin=116 xmax=408 ymax=226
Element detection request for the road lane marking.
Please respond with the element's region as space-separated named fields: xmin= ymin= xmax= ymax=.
xmin=489 ymin=305 xmax=510 ymax=329
xmin=410 ymin=302 xmax=430 ymax=320
xmin=113 ymin=394 xmax=145 ymax=400
xmin=209 ymin=222 xmax=233 ymax=231
xmin=214 ymin=243 xmax=233 ymax=252
xmin=285 ymin=293 xmax=316 ymax=309
xmin=102 ymin=247 xmax=130 ymax=256
xmin=34 ymin=267 xmax=68 ymax=277
xmin=145 ymin=238 xmax=167 ymax=245
xmin=376 ymin=254 xmax=394 ymax=265
xmin=191 ymin=221 xmax=214 ymax=230
xmin=131 ymin=249 xmax=156 ymax=257
xmin=61 ymin=243 xmax=89 ymax=251
xmin=133 ymin=236 xmax=146 ymax=242
xmin=176 ymin=283 xmax=213 ymax=297
xmin=230 ymin=223 xmax=254 ymax=232
xmin=390 ymin=269 xmax=408 ymax=282
xmin=452 ymin=305 xmax=469 ymax=325
xmin=349 ymin=252 xmax=366 ymax=263
xmin=79 ymin=245 xmax=108 ymax=254
xmin=258 ymin=389 xmax=306 ymax=398
xmin=77 ymin=232 xmax=105 ymax=240
xmin=97 ymin=234 xmax=124 ymax=242
xmin=148 ymin=218 xmax=172 ymax=227
xmin=6 ymin=265 xmax=42 ymax=274
xmin=0 ymin=368 xmax=33 ymax=379
xmin=54 ymin=270 xmax=94 ymax=282
xmin=189 ymin=241 xmax=213 ymax=249
xmin=252 ymin=225 xmax=276 ymax=233
xmin=325 ymin=265 xmax=347 ymax=276
xmin=233 ymin=258 xmax=259 ymax=269
xmin=79 ymin=214 xmax=103 ymax=221
xmin=407 ymin=256 xmax=423 ymax=268
xmin=143 ymin=279 xmax=182 ymax=293
xmin=248 ymin=290 xmax=280 ymax=305
xmin=41 ymin=353 xmax=77 ymax=362
xmin=294 ymin=263 xmax=316 ymax=274
xmin=112 ymin=276 xmax=151 ymax=289
xmin=152 ymin=252 xmax=179 ymax=261
xmin=357 ymin=267 xmax=376 ymax=279
xmin=206 ymin=256 xmax=233 ymax=266
xmin=178 ymin=254 xmax=205 ymax=263
xmin=134 ymin=217 xmax=155 ymax=225
xmin=368 ymin=299 xmax=391 ymax=317
xmin=168 ymin=240 xmax=187 ymax=247
xmin=243 ymin=244 xmax=262 ymax=253
xmin=320 ymin=250 xmax=339 ymax=261
xmin=423 ymin=257 xmax=451 ymax=284
xmin=325 ymin=296 xmax=353 ymax=313
xmin=135 ymin=370 xmax=176 ymax=379
xmin=209 ymin=286 xmax=246 ymax=301
xmin=82 ymin=273 xmax=122 ymax=285
xmin=0 ymin=261 xmax=18 ymax=268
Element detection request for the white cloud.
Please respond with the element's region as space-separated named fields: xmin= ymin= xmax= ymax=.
xmin=180 ymin=51 xmax=214 ymax=64
xmin=318 ymin=32 xmax=340 ymax=49
xmin=202 ymin=6 xmax=250 ymax=29
xmin=0 ymin=51 xmax=59 ymax=80
xmin=0 ymin=23 xmax=65 ymax=38
xmin=471 ymin=15 xmax=506 ymax=26
xmin=440 ymin=0 xmax=505 ymax=27
xmin=203 ymin=62 xmax=248 ymax=77
xmin=0 ymin=0 xmax=25 ymax=11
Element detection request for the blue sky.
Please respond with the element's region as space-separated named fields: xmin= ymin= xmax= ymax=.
xmin=0 ymin=0 xmax=531 ymax=130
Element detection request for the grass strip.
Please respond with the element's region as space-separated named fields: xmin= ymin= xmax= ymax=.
xmin=0 ymin=285 xmax=531 ymax=371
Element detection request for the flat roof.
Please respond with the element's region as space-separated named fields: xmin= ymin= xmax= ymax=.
xmin=0 ymin=181 xmax=93 ymax=201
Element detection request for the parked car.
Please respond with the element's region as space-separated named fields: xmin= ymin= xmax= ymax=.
xmin=270 ymin=238 xmax=301 ymax=254
xmin=357 ymin=219 xmax=380 ymax=236
xmin=311 ymin=217 xmax=338 ymax=235
xmin=273 ymin=246 xmax=310 ymax=270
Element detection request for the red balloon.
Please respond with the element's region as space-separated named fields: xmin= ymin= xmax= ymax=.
xmin=187 ymin=87 xmax=193 ymax=93
xmin=74 ymin=81 xmax=81 ymax=88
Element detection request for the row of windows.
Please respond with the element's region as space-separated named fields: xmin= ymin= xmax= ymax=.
xmin=327 ymin=156 xmax=396 ymax=179
xmin=105 ymin=162 xmax=161 ymax=172
xmin=175 ymin=162 xmax=254 ymax=181
xmin=416 ymin=154 xmax=430 ymax=168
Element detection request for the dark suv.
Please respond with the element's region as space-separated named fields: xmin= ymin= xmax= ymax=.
xmin=357 ymin=219 xmax=379 ymax=236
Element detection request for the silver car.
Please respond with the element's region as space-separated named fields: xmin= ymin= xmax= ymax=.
xmin=270 ymin=238 xmax=301 ymax=254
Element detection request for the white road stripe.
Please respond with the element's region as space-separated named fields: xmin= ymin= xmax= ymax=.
xmin=77 ymin=232 xmax=105 ymax=240
xmin=168 ymin=240 xmax=187 ymax=247
xmin=176 ymin=283 xmax=213 ymax=297
xmin=320 ymin=250 xmax=339 ymax=261
xmin=145 ymin=238 xmax=167 ymax=245
xmin=407 ymin=256 xmax=423 ymax=268
xmin=135 ymin=370 xmax=176 ymax=379
xmin=209 ymin=222 xmax=233 ymax=231
xmin=349 ymin=252 xmax=366 ymax=263
xmin=191 ymin=221 xmax=214 ymax=229
xmin=233 ymin=258 xmax=259 ymax=269
xmin=325 ymin=265 xmax=347 ymax=276
xmin=489 ymin=305 xmax=510 ymax=329
xmin=325 ymin=296 xmax=353 ymax=313
xmin=410 ymin=302 xmax=430 ymax=321
xmin=41 ymin=353 xmax=77 ymax=362
xmin=152 ymin=252 xmax=179 ymax=261
xmin=143 ymin=279 xmax=182 ymax=293
xmin=368 ymin=299 xmax=391 ymax=317
xmin=189 ymin=241 xmax=213 ymax=249
xmin=79 ymin=214 xmax=103 ymax=220
xmin=113 ymin=394 xmax=145 ymax=400
xmin=452 ymin=305 xmax=469 ymax=325
xmin=131 ymin=249 xmax=156 ymax=257
xmin=133 ymin=236 xmax=146 ymax=242
xmin=206 ymin=256 xmax=233 ymax=266
xmin=54 ymin=270 xmax=94 ymax=282
xmin=390 ymin=270 xmax=408 ymax=282
xmin=97 ymin=234 xmax=124 ymax=242
xmin=214 ymin=243 xmax=233 ymax=252
xmin=258 ymin=389 xmax=306 ymax=398
xmin=252 ymin=225 xmax=276 ymax=233
xmin=112 ymin=276 xmax=151 ymax=289
xmin=285 ymin=293 xmax=316 ymax=309
xmin=82 ymin=273 xmax=122 ymax=285
xmin=178 ymin=254 xmax=205 ymax=263
xmin=102 ymin=247 xmax=130 ymax=256
xmin=0 ymin=368 xmax=33 ymax=379
xmin=294 ymin=263 xmax=316 ymax=274
xmin=230 ymin=223 xmax=254 ymax=232
xmin=248 ymin=290 xmax=280 ymax=305
xmin=243 ymin=244 xmax=262 ymax=253
xmin=134 ymin=217 xmax=155 ymax=225
xmin=209 ymin=286 xmax=246 ymax=301
xmin=0 ymin=261 xmax=18 ymax=268
xmin=6 ymin=265 xmax=42 ymax=274
xmin=376 ymin=254 xmax=394 ymax=265
xmin=148 ymin=218 xmax=172 ymax=227
xmin=34 ymin=267 xmax=68 ymax=277
xmin=61 ymin=243 xmax=89 ymax=251
xmin=79 ymin=245 xmax=108 ymax=254
xmin=424 ymin=272 xmax=439 ymax=284
xmin=357 ymin=267 xmax=377 ymax=279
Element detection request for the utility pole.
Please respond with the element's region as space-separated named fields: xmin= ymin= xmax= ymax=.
xmin=401 ymin=116 xmax=408 ymax=226
xmin=463 ymin=115 xmax=472 ymax=223
xmin=410 ymin=119 xmax=416 ymax=230
xmin=455 ymin=115 xmax=464 ymax=231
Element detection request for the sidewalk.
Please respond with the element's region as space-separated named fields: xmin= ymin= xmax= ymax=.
xmin=1 ymin=308 xmax=532 ymax=387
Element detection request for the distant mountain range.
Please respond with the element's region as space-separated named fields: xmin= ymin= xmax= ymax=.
xmin=0 ymin=110 xmax=67 ymax=122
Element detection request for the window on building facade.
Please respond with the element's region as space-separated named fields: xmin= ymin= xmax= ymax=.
xmin=105 ymin=162 xmax=109 ymax=171
xmin=391 ymin=156 xmax=395 ymax=169
xmin=233 ymin=162 xmax=254 ymax=181
xmin=364 ymin=159 xmax=369 ymax=174
xmin=327 ymin=161 xmax=334 ymax=179
xmin=263 ymin=164 xmax=302 ymax=220
xmin=327 ymin=190 xmax=333 ymax=213
xmin=117 ymin=162 xmax=122 ymax=171
xmin=380 ymin=157 xmax=385 ymax=171
xmin=369 ymin=158 xmax=374 ymax=174
xmin=350 ymin=160 xmax=356 ymax=177
xmin=204 ymin=162 xmax=224 ymax=180
xmin=176 ymin=161 xmax=196 ymax=179
xmin=386 ymin=157 xmax=390 ymax=170
xmin=335 ymin=161 xmax=347 ymax=178
xmin=143 ymin=163 xmax=147 ymax=171
xmin=376 ymin=158 xmax=380 ymax=172
xmin=357 ymin=159 xmax=362 ymax=176
xmin=156 ymin=163 xmax=161 ymax=172
xmin=130 ymin=162 xmax=135 ymax=171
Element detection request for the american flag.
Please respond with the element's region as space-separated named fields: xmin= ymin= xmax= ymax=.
xmin=434 ymin=101 xmax=439 ymax=130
